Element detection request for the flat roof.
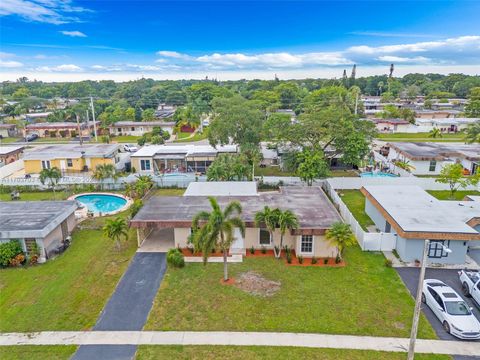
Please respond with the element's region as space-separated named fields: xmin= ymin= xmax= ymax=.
xmin=131 ymin=186 xmax=342 ymax=231
xmin=388 ymin=142 xmax=480 ymax=161
xmin=0 ymin=145 xmax=24 ymax=155
xmin=0 ymin=123 xmax=16 ymax=129
xmin=131 ymin=144 xmax=237 ymax=158
xmin=23 ymin=144 xmax=121 ymax=160
xmin=184 ymin=181 xmax=258 ymax=196
xmin=111 ymin=121 xmax=175 ymax=127
xmin=0 ymin=201 xmax=77 ymax=238
xmin=361 ymin=186 xmax=479 ymax=240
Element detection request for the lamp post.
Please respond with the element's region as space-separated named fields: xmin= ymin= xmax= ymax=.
xmin=407 ymin=240 xmax=452 ymax=360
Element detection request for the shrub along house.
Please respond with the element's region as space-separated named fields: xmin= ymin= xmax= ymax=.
xmin=361 ymin=185 xmax=480 ymax=265
xmin=130 ymin=182 xmax=343 ymax=258
xmin=0 ymin=201 xmax=78 ymax=262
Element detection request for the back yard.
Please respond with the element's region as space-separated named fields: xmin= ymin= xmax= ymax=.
xmin=336 ymin=190 xmax=375 ymax=230
xmin=144 ymin=246 xmax=435 ymax=339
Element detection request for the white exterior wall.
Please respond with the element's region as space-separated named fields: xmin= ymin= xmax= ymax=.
xmin=365 ymin=198 xmax=387 ymax=231
xmin=114 ymin=125 xmax=174 ymax=136
xmin=387 ymin=147 xmax=454 ymax=175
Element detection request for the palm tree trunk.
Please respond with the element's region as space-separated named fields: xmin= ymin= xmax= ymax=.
xmin=223 ymin=249 xmax=228 ymax=281
xmin=278 ymin=233 xmax=284 ymax=258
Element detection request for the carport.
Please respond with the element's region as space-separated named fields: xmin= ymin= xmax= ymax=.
xmin=137 ymin=228 xmax=174 ymax=253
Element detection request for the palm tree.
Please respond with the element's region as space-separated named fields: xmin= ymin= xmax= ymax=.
xmin=254 ymin=206 xmax=280 ymax=257
xmin=93 ymin=164 xmax=116 ymax=190
xmin=277 ymin=209 xmax=299 ymax=258
xmin=39 ymin=167 xmax=62 ymax=199
xmin=325 ymin=222 xmax=356 ymax=261
xmin=103 ymin=217 xmax=128 ymax=250
xmin=465 ymin=122 xmax=480 ymax=143
xmin=191 ymin=197 xmax=245 ymax=282
xmin=394 ymin=159 xmax=416 ymax=173
xmin=428 ymin=128 xmax=443 ymax=139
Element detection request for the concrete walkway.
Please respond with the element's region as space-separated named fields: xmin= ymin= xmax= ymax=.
xmin=1 ymin=331 xmax=479 ymax=356
xmin=71 ymin=252 xmax=166 ymax=360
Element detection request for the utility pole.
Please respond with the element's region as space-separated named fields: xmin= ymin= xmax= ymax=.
xmin=407 ymin=240 xmax=429 ymax=360
xmin=76 ymin=113 xmax=83 ymax=146
xmin=89 ymin=96 xmax=98 ymax=142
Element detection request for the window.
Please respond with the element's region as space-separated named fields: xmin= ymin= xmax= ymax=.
xmin=428 ymin=240 xmax=450 ymax=258
xmin=259 ymin=229 xmax=271 ymax=246
xmin=429 ymin=160 xmax=437 ymax=172
xmin=131 ymin=127 xmax=135 ymax=131
xmin=428 ymin=287 xmax=444 ymax=309
xmin=140 ymin=159 xmax=151 ymax=171
xmin=300 ymin=235 xmax=313 ymax=254
xmin=41 ymin=160 xmax=51 ymax=169
xmin=67 ymin=158 xmax=73 ymax=167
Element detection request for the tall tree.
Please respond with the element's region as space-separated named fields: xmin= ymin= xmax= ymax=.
xmin=325 ymin=222 xmax=356 ymax=261
xmin=436 ymin=163 xmax=479 ymax=199
xmin=254 ymin=206 xmax=280 ymax=257
xmin=39 ymin=167 xmax=62 ymax=199
xmin=296 ymin=149 xmax=329 ymax=186
xmin=93 ymin=164 xmax=116 ymax=190
xmin=192 ymin=197 xmax=245 ymax=282
xmin=277 ymin=210 xmax=299 ymax=258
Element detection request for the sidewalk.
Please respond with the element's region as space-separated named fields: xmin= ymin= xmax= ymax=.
xmin=1 ymin=331 xmax=479 ymax=356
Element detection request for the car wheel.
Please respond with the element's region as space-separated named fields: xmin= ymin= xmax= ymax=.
xmin=443 ymin=321 xmax=451 ymax=334
xmin=421 ymin=293 xmax=426 ymax=304
xmin=462 ymin=282 xmax=471 ymax=297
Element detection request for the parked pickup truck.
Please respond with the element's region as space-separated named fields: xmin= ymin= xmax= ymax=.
xmin=459 ymin=270 xmax=480 ymax=307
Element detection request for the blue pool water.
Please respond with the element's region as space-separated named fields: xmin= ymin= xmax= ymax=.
xmin=360 ymin=172 xmax=398 ymax=178
xmin=75 ymin=194 xmax=127 ymax=214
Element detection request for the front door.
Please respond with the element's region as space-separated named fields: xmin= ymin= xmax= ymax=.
xmin=230 ymin=228 xmax=245 ymax=254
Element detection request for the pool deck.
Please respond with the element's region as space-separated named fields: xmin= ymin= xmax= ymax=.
xmin=68 ymin=192 xmax=133 ymax=218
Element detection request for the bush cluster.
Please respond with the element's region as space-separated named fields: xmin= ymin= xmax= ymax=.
xmin=167 ymin=248 xmax=185 ymax=268
xmin=0 ymin=240 xmax=24 ymax=267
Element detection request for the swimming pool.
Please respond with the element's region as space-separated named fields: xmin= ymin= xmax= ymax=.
xmin=360 ymin=172 xmax=398 ymax=178
xmin=74 ymin=193 xmax=129 ymax=215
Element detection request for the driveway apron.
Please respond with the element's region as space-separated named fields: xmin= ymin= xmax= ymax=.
xmin=72 ymin=252 xmax=166 ymax=360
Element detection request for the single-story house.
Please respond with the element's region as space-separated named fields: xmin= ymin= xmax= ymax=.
xmin=370 ymin=118 xmax=411 ymax=133
xmin=0 ymin=123 xmax=18 ymax=138
xmin=130 ymin=182 xmax=342 ymax=257
xmin=23 ymin=112 xmax=52 ymax=123
xmin=0 ymin=146 xmax=24 ymax=166
xmin=415 ymin=109 xmax=462 ymax=119
xmin=110 ymin=121 xmax=175 ymax=137
xmin=155 ymin=104 xmax=176 ymax=119
xmin=361 ymin=185 xmax=480 ymax=265
xmin=415 ymin=118 xmax=478 ymax=133
xmin=26 ymin=121 xmax=99 ymax=138
xmin=23 ymin=143 xmax=124 ymax=174
xmin=0 ymin=201 xmax=78 ymax=262
xmin=130 ymin=144 xmax=237 ymax=174
xmin=386 ymin=142 xmax=480 ymax=175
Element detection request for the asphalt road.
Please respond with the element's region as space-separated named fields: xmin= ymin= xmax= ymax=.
xmin=72 ymin=252 xmax=166 ymax=360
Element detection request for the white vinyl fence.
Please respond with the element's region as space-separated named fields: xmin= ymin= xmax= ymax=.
xmin=323 ymin=180 xmax=397 ymax=251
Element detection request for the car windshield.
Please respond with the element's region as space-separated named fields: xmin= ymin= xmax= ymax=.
xmin=445 ymin=301 xmax=471 ymax=315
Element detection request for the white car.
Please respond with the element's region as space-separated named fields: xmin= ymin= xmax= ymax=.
xmin=422 ymin=279 xmax=480 ymax=340
xmin=123 ymin=144 xmax=138 ymax=153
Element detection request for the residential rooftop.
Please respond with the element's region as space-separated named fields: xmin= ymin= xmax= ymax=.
xmin=131 ymin=186 xmax=342 ymax=232
xmin=184 ymin=181 xmax=258 ymax=197
xmin=131 ymin=144 xmax=237 ymax=158
xmin=111 ymin=121 xmax=176 ymax=127
xmin=0 ymin=145 xmax=24 ymax=155
xmin=26 ymin=121 xmax=98 ymax=129
xmin=0 ymin=201 xmax=77 ymax=238
xmin=387 ymin=142 xmax=480 ymax=161
xmin=361 ymin=185 xmax=480 ymax=240
xmin=23 ymin=144 xmax=121 ymax=160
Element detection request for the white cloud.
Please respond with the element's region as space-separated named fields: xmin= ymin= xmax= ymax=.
xmin=60 ymin=30 xmax=86 ymax=37
xmin=0 ymin=51 xmax=16 ymax=58
xmin=36 ymin=63 xmax=82 ymax=72
xmin=156 ymin=50 xmax=191 ymax=59
xmin=0 ymin=0 xmax=91 ymax=24
xmin=0 ymin=59 xmax=24 ymax=68
xmin=349 ymin=31 xmax=437 ymax=38
xmin=377 ymin=56 xmax=431 ymax=63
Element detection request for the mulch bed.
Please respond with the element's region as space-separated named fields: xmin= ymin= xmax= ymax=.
xmin=245 ymin=249 xmax=277 ymax=257
xmin=220 ymin=277 xmax=235 ymax=285
xmin=286 ymin=256 xmax=345 ymax=267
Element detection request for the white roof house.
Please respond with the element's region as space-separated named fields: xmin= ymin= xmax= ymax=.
xmin=184 ymin=181 xmax=258 ymax=197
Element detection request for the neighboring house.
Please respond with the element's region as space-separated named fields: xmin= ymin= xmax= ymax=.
xmin=415 ymin=110 xmax=462 ymax=119
xmin=0 ymin=123 xmax=18 ymax=138
xmin=370 ymin=118 xmax=411 ymax=133
xmin=23 ymin=144 xmax=124 ymax=174
xmin=0 ymin=201 xmax=78 ymax=262
xmin=130 ymin=144 xmax=237 ymax=174
xmin=361 ymin=185 xmax=480 ymax=265
xmin=130 ymin=182 xmax=342 ymax=258
xmin=415 ymin=118 xmax=478 ymax=133
xmin=386 ymin=142 xmax=480 ymax=175
xmin=23 ymin=112 xmax=52 ymax=123
xmin=110 ymin=121 xmax=175 ymax=136
xmin=26 ymin=121 xmax=99 ymax=138
xmin=0 ymin=146 xmax=24 ymax=166
xmin=155 ymin=104 xmax=176 ymax=119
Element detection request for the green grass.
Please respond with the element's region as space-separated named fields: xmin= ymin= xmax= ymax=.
xmin=337 ymin=190 xmax=375 ymax=230
xmin=145 ymin=247 xmax=435 ymax=339
xmin=151 ymin=188 xmax=185 ymax=196
xmin=0 ymin=213 xmax=137 ymax=332
xmin=0 ymin=137 xmax=21 ymax=144
xmin=426 ymin=190 xmax=480 ymax=201
xmin=0 ymin=346 xmax=77 ymax=360
xmin=136 ymin=346 xmax=450 ymax=360
xmin=0 ymin=191 xmax=69 ymax=201
xmin=174 ymin=130 xmax=208 ymax=143
xmin=329 ymin=169 xmax=360 ymax=177
xmin=112 ymin=135 xmax=142 ymax=143
xmin=377 ymin=133 xmax=466 ymax=143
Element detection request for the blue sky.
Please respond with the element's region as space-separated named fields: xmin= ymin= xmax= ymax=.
xmin=1 ymin=1 xmax=479 ymax=81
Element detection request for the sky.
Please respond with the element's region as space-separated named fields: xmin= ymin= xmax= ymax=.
xmin=0 ymin=0 xmax=479 ymax=82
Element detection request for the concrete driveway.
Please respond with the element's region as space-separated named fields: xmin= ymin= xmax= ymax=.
xmin=396 ymin=268 xmax=480 ymax=360
xmin=72 ymin=252 xmax=166 ymax=360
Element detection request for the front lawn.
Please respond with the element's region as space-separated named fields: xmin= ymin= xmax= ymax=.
xmin=0 ymin=137 xmax=21 ymax=144
xmin=337 ymin=190 xmax=375 ymax=230
xmin=0 ymin=190 xmax=69 ymax=201
xmin=0 ymin=346 xmax=77 ymax=360
xmin=0 ymin=213 xmax=137 ymax=332
xmin=113 ymin=135 xmax=142 ymax=143
xmin=145 ymin=247 xmax=435 ymax=339
xmin=174 ymin=130 xmax=208 ymax=143
xmin=426 ymin=190 xmax=480 ymax=201
xmin=377 ymin=133 xmax=465 ymax=143
xmin=151 ymin=188 xmax=185 ymax=196
xmin=136 ymin=346 xmax=450 ymax=360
